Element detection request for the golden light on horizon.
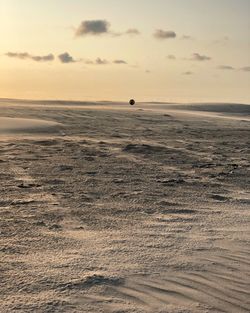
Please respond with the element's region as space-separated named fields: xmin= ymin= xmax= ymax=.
xmin=0 ymin=0 xmax=249 ymax=103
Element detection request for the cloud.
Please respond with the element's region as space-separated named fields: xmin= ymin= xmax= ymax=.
xmin=58 ymin=52 xmax=76 ymax=63
xmin=96 ymin=58 xmax=109 ymax=65
xmin=31 ymin=54 xmax=54 ymax=62
xmin=110 ymin=32 xmax=123 ymax=37
xmin=84 ymin=59 xmax=94 ymax=65
xmin=75 ymin=20 xmax=110 ymax=37
xmin=5 ymin=52 xmax=54 ymax=62
xmin=217 ymin=65 xmax=234 ymax=70
xmin=181 ymin=35 xmax=193 ymax=40
xmin=5 ymin=52 xmax=30 ymax=59
xmin=108 ymin=28 xmax=141 ymax=37
xmin=240 ymin=66 xmax=250 ymax=72
xmin=113 ymin=59 xmax=127 ymax=64
xmin=126 ymin=28 xmax=140 ymax=35
xmin=75 ymin=19 xmax=141 ymax=38
xmin=191 ymin=53 xmax=211 ymax=61
xmin=154 ymin=29 xmax=176 ymax=39
xmin=84 ymin=58 xmax=121 ymax=65
xmin=167 ymin=54 xmax=176 ymax=60
xmin=183 ymin=71 xmax=193 ymax=75
xmin=214 ymin=36 xmax=229 ymax=44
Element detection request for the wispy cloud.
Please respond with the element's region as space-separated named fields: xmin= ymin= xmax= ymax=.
xmin=58 ymin=52 xmax=76 ymax=63
xmin=96 ymin=57 xmax=109 ymax=65
xmin=217 ymin=65 xmax=234 ymax=70
xmin=84 ymin=58 xmax=109 ymax=65
xmin=167 ymin=54 xmax=176 ymax=60
xmin=183 ymin=71 xmax=193 ymax=75
xmin=5 ymin=52 xmax=54 ymax=62
xmin=113 ymin=59 xmax=127 ymax=64
xmin=84 ymin=58 xmax=128 ymax=65
xmin=126 ymin=28 xmax=140 ymax=36
xmin=213 ymin=36 xmax=229 ymax=44
xmin=31 ymin=54 xmax=54 ymax=62
xmin=240 ymin=66 xmax=250 ymax=72
xmin=181 ymin=35 xmax=193 ymax=40
xmin=190 ymin=53 xmax=211 ymax=61
xmin=154 ymin=29 xmax=176 ymax=39
xmin=217 ymin=65 xmax=250 ymax=71
xmin=6 ymin=52 xmax=30 ymax=59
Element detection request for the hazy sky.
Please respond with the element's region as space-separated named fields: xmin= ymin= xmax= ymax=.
xmin=1 ymin=0 xmax=249 ymax=102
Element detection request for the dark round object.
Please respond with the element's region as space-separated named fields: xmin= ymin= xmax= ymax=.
xmin=129 ymin=99 xmax=135 ymax=106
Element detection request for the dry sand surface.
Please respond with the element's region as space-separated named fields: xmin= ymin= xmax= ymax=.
xmin=0 ymin=99 xmax=250 ymax=313
xmin=0 ymin=117 xmax=59 ymax=133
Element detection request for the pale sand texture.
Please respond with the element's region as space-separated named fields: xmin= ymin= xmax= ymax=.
xmin=0 ymin=99 xmax=249 ymax=313
xmin=0 ymin=117 xmax=59 ymax=133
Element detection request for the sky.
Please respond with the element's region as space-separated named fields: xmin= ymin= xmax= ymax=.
xmin=0 ymin=0 xmax=250 ymax=103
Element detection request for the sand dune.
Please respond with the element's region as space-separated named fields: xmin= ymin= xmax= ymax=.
xmin=1 ymin=98 xmax=249 ymax=123
xmin=0 ymin=99 xmax=249 ymax=313
xmin=147 ymin=102 xmax=250 ymax=114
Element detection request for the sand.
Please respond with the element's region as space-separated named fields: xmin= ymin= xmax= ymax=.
xmin=0 ymin=99 xmax=249 ymax=313
xmin=0 ymin=117 xmax=59 ymax=133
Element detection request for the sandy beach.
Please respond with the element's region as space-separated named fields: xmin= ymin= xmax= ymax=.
xmin=0 ymin=99 xmax=249 ymax=313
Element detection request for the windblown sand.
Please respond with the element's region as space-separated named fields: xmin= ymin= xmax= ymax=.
xmin=0 ymin=117 xmax=59 ymax=134
xmin=0 ymin=100 xmax=249 ymax=313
